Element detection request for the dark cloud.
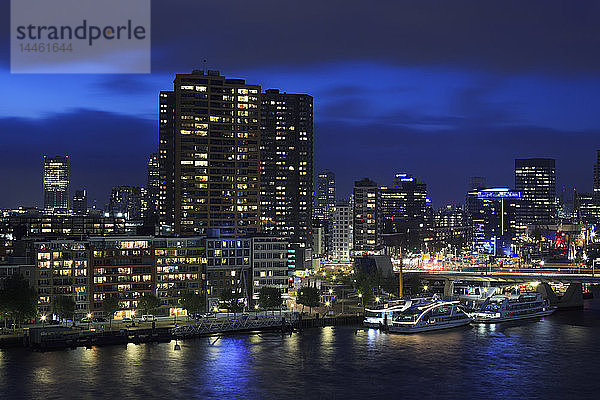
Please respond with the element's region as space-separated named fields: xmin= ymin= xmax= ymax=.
xmin=148 ymin=0 xmax=600 ymax=75
xmin=0 ymin=110 xmax=156 ymax=208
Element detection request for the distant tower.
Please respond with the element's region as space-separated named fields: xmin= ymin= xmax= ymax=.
xmin=315 ymin=170 xmax=336 ymax=220
xmin=594 ymin=150 xmax=600 ymax=198
xmin=43 ymin=155 xmax=70 ymax=212
xmin=515 ymin=158 xmax=556 ymax=227
xmin=146 ymin=153 xmax=160 ymax=220
xmin=352 ymin=178 xmax=379 ymax=253
xmin=72 ymin=189 xmax=88 ymax=215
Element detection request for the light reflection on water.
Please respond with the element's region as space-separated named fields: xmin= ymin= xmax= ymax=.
xmin=2 ymin=302 xmax=600 ymax=399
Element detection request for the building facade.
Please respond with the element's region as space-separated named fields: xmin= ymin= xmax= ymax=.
xmin=89 ymin=237 xmax=155 ymax=319
xmin=43 ymin=156 xmax=70 ymax=212
xmin=159 ymin=70 xmax=261 ymax=236
xmin=465 ymin=188 xmax=521 ymax=256
xmin=251 ymin=236 xmax=289 ymax=301
xmin=259 ymin=89 xmax=313 ymax=246
xmin=315 ymin=170 xmax=336 ymax=221
xmin=515 ymin=158 xmax=556 ymax=228
xmin=353 ymin=178 xmax=379 ymax=253
xmin=329 ymin=202 xmax=353 ymax=261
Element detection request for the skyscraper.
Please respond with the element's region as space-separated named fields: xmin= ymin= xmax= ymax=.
xmin=329 ymin=201 xmax=353 ymax=261
xmin=514 ymin=158 xmax=556 ymax=227
xmin=315 ymin=170 xmax=336 ymax=221
xmin=379 ymin=173 xmax=428 ymax=249
xmin=260 ymin=89 xmax=313 ymax=246
xmin=43 ymin=156 xmax=70 ymax=212
xmin=353 ymin=178 xmax=379 ymax=253
xmin=594 ymin=150 xmax=600 ymax=197
xmin=72 ymin=189 xmax=88 ymax=215
xmin=147 ymin=153 xmax=160 ymax=221
xmin=159 ymin=70 xmax=261 ymax=236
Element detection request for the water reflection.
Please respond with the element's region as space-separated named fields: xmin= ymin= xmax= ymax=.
xmin=1 ymin=304 xmax=600 ymax=399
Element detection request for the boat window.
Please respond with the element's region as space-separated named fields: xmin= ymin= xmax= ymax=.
xmin=365 ymin=311 xmax=381 ymax=318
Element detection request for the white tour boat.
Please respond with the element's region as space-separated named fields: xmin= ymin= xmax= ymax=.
xmin=363 ymin=296 xmax=434 ymax=328
xmin=387 ymin=300 xmax=472 ymax=333
xmin=470 ymin=292 xmax=556 ymax=323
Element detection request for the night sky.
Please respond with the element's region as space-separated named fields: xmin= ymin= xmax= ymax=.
xmin=1 ymin=1 xmax=600 ymax=209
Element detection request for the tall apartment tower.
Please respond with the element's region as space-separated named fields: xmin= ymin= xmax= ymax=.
xmin=147 ymin=152 xmax=160 ymax=220
xmin=159 ymin=70 xmax=261 ymax=236
xmin=315 ymin=170 xmax=336 ymax=220
xmin=260 ymin=89 xmax=313 ymax=246
xmin=514 ymin=158 xmax=556 ymax=228
xmin=594 ymin=150 xmax=600 ymax=198
xmin=353 ymin=178 xmax=379 ymax=253
xmin=43 ymin=155 xmax=70 ymax=212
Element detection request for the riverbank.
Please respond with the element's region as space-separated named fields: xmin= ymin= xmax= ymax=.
xmin=0 ymin=313 xmax=365 ymax=351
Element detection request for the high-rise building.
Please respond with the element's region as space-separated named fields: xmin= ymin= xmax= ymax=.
xmin=466 ymin=188 xmax=521 ymax=256
xmin=515 ymin=158 xmax=556 ymax=227
xmin=574 ymin=191 xmax=600 ymax=225
xmin=328 ymin=201 xmax=353 ymax=261
xmin=433 ymin=204 xmax=467 ymax=250
xmin=260 ymin=89 xmax=313 ymax=246
xmin=315 ymin=170 xmax=336 ymax=220
xmin=159 ymin=70 xmax=261 ymax=236
xmin=147 ymin=153 xmax=160 ymax=221
xmin=594 ymin=150 xmax=600 ymax=197
xmin=108 ymin=186 xmax=148 ymax=220
xmin=353 ymin=178 xmax=379 ymax=253
xmin=380 ymin=173 xmax=428 ymax=248
xmin=158 ymin=91 xmax=176 ymax=228
xmin=43 ymin=156 xmax=70 ymax=212
xmin=72 ymin=189 xmax=88 ymax=215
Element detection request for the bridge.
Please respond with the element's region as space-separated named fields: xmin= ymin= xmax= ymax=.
xmin=171 ymin=315 xmax=295 ymax=338
xmin=403 ymin=267 xmax=600 ymax=309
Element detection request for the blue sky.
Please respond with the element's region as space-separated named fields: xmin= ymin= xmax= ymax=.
xmin=1 ymin=0 xmax=599 ymax=208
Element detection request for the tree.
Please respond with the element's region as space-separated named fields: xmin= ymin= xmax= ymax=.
xmin=0 ymin=275 xmax=37 ymax=330
xmin=180 ymin=291 xmax=205 ymax=319
xmin=220 ymin=290 xmax=244 ymax=316
xmin=258 ymin=287 xmax=282 ymax=315
xmin=102 ymin=297 xmax=121 ymax=329
xmin=296 ymin=287 xmax=320 ymax=314
xmin=137 ymin=293 xmax=161 ymax=317
xmin=53 ymin=295 xmax=75 ymax=326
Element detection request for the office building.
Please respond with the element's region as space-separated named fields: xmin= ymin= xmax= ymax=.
xmin=159 ymin=70 xmax=261 ymax=236
xmin=433 ymin=205 xmax=467 ymax=250
xmin=108 ymin=186 xmax=148 ymax=220
xmin=260 ymin=89 xmax=313 ymax=246
xmin=465 ymin=188 xmax=521 ymax=256
xmin=315 ymin=170 xmax=336 ymax=220
xmin=574 ymin=192 xmax=600 ymax=225
xmin=353 ymin=178 xmax=379 ymax=253
xmin=515 ymin=158 xmax=556 ymax=227
xmin=379 ymin=173 xmax=429 ymax=249
xmin=43 ymin=156 xmax=70 ymax=212
xmin=72 ymin=190 xmax=88 ymax=215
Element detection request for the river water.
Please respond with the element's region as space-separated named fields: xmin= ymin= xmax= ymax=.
xmin=2 ymin=300 xmax=600 ymax=399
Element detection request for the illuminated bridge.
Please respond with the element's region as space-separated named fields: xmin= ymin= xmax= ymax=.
xmin=404 ymin=267 xmax=600 ymax=309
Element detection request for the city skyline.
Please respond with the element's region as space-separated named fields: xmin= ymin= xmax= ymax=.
xmin=1 ymin=1 xmax=600 ymax=209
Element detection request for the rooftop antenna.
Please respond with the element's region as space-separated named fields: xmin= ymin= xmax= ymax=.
xmin=202 ymin=59 xmax=207 ymax=72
